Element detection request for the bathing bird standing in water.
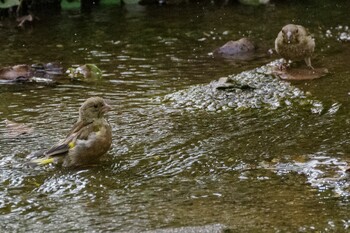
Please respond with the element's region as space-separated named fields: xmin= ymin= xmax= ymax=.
xmin=30 ymin=97 xmax=112 ymax=168
xmin=275 ymin=24 xmax=315 ymax=69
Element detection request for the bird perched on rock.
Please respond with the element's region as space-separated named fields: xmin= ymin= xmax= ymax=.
xmin=30 ymin=97 xmax=112 ymax=168
xmin=275 ymin=24 xmax=315 ymax=69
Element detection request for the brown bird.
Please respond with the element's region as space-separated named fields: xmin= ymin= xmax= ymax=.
xmin=30 ymin=97 xmax=112 ymax=168
xmin=275 ymin=24 xmax=315 ymax=69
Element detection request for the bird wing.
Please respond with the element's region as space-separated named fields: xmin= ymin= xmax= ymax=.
xmin=67 ymin=120 xmax=92 ymax=135
xmin=44 ymin=121 xmax=93 ymax=157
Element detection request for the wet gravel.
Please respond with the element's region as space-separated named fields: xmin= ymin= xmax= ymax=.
xmin=162 ymin=60 xmax=323 ymax=113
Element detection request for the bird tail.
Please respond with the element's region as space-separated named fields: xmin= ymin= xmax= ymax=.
xmin=27 ymin=157 xmax=55 ymax=166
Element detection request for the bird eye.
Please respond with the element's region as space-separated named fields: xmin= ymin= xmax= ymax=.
xmin=94 ymin=104 xmax=98 ymax=108
xmin=296 ymin=29 xmax=298 ymax=33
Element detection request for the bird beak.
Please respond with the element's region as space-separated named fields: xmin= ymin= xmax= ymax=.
xmin=286 ymin=31 xmax=292 ymax=43
xmin=101 ymin=103 xmax=112 ymax=113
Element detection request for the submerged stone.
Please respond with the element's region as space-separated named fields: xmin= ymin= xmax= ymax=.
xmin=271 ymin=155 xmax=350 ymax=197
xmin=0 ymin=63 xmax=64 ymax=84
xmin=142 ymin=224 xmax=229 ymax=233
xmin=0 ymin=64 xmax=32 ymax=83
xmin=32 ymin=62 xmax=64 ymax=75
xmin=3 ymin=119 xmax=34 ymax=138
xmin=162 ymin=60 xmax=322 ymax=112
xmin=212 ymin=38 xmax=255 ymax=60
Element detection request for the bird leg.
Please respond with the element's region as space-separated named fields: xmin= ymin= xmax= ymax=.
xmin=304 ymin=57 xmax=315 ymax=70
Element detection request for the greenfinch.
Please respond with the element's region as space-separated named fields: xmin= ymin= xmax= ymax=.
xmin=275 ymin=24 xmax=315 ymax=69
xmin=30 ymin=97 xmax=112 ymax=168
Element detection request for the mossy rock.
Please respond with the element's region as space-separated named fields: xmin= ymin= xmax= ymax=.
xmin=66 ymin=64 xmax=102 ymax=80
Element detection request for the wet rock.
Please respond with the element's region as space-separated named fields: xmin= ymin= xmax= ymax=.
xmin=213 ymin=38 xmax=255 ymax=60
xmin=31 ymin=62 xmax=64 ymax=82
xmin=0 ymin=63 xmax=64 ymax=84
xmin=0 ymin=64 xmax=33 ymax=83
xmin=142 ymin=224 xmax=230 ymax=233
xmin=162 ymin=60 xmax=322 ymax=112
xmin=32 ymin=62 xmax=64 ymax=75
xmin=271 ymin=65 xmax=329 ymax=81
xmin=66 ymin=64 xmax=102 ymax=80
xmin=271 ymin=155 xmax=350 ymax=197
xmin=215 ymin=77 xmax=254 ymax=91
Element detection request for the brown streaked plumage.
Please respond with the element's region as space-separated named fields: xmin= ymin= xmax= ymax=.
xmin=275 ymin=24 xmax=315 ymax=69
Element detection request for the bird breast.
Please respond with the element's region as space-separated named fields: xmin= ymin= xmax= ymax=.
xmin=276 ymin=36 xmax=315 ymax=61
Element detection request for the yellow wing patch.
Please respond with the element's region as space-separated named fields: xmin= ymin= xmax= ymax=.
xmin=93 ymin=125 xmax=100 ymax=132
xmin=69 ymin=141 xmax=75 ymax=149
xmin=30 ymin=158 xmax=55 ymax=165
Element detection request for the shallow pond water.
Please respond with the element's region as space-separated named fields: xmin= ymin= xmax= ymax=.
xmin=1 ymin=1 xmax=350 ymax=232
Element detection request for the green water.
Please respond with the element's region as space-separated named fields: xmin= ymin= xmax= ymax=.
xmin=1 ymin=1 xmax=350 ymax=232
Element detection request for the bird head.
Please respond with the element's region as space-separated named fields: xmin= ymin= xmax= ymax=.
xmin=78 ymin=97 xmax=112 ymax=122
xmin=281 ymin=24 xmax=303 ymax=44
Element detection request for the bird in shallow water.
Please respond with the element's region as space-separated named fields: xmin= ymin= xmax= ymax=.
xmin=275 ymin=24 xmax=315 ymax=69
xmin=30 ymin=97 xmax=112 ymax=168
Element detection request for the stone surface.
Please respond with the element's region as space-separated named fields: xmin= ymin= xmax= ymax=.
xmin=212 ymin=38 xmax=255 ymax=60
xmin=271 ymin=66 xmax=328 ymax=80
xmin=162 ymin=60 xmax=323 ymax=113
xmin=0 ymin=64 xmax=32 ymax=82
